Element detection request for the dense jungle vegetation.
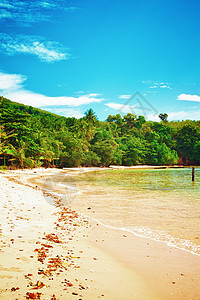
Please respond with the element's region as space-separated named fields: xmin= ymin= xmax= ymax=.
xmin=0 ymin=96 xmax=200 ymax=168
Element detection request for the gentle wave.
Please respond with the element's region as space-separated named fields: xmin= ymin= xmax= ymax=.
xmin=57 ymin=183 xmax=77 ymax=190
xmin=88 ymin=217 xmax=200 ymax=256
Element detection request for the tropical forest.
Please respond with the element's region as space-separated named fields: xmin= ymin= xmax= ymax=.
xmin=0 ymin=96 xmax=200 ymax=169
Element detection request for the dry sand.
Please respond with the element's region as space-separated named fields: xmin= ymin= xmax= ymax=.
xmin=0 ymin=168 xmax=200 ymax=300
xmin=0 ymin=170 xmax=158 ymax=300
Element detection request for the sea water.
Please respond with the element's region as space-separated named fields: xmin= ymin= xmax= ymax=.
xmin=41 ymin=168 xmax=200 ymax=256
xmin=71 ymin=168 xmax=200 ymax=256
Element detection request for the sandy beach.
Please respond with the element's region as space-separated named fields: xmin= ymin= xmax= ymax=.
xmin=0 ymin=168 xmax=200 ymax=299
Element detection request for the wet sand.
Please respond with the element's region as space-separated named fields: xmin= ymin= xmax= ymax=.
xmin=1 ymin=168 xmax=200 ymax=299
xmin=88 ymin=219 xmax=200 ymax=300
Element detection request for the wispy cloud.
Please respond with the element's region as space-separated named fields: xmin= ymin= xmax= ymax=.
xmin=105 ymin=102 xmax=137 ymax=113
xmin=149 ymin=83 xmax=171 ymax=89
xmin=0 ymin=0 xmax=78 ymax=26
xmin=118 ymin=95 xmax=132 ymax=99
xmin=105 ymin=102 xmax=159 ymax=120
xmin=105 ymin=102 xmax=154 ymax=115
xmin=177 ymin=93 xmax=200 ymax=103
xmin=45 ymin=107 xmax=84 ymax=119
xmin=0 ymin=34 xmax=69 ymax=62
xmin=167 ymin=110 xmax=200 ymax=121
xmin=0 ymin=71 xmax=104 ymax=112
xmin=142 ymin=80 xmax=172 ymax=90
xmin=105 ymin=101 xmax=200 ymax=121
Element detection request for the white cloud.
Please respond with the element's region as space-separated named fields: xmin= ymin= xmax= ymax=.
xmin=105 ymin=100 xmax=159 ymax=120
xmin=39 ymin=2 xmax=57 ymax=8
xmin=142 ymin=80 xmax=172 ymax=90
xmin=150 ymin=109 xmax=200 ymax=121
xmin=105 ymin=101 xmax=200 ymax=121
xmin=149 ymin=85 xmax=158 ymax=89
xmin=0 ymin=34 xmax=68 ymax=62
xmin=145 ymin=113 xmax=160 ymax=121
xmin=45 ymin=107 xmax=84 ymax=119
xmin=167 ymin=110 xmax=200 ymax=121
xmin=88 ymin=93 xmax=99 ymax=97
xmin=150 ymin=83 xmax=171 ymax=89
xmin=0 ymin=71 xmax=104 ymax=109
xmin=118 ymin=95 xmax=132 ymax=99
xmin=106 ymin=100 xmax=154 ymax=112
xmin=160 ymin=85 xmax=170 ymax=89
xmin=177 ymin=93 xmax=200 ymax=102
xmin=4 ymin=90 xmax=104 ymax=107
xmin=0 ymin=72 xmax=26 ymax=90
xmin=105 ymin=102 xmax=138 ymax=114
xmin=0 ymin=0 xmax=78 ymax=25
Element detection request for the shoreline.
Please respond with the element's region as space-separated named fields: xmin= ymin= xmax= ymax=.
xmin=1 ymin=164 xmax=197 ymax=175
xmin=0 ymin=170 xmax=159 ymax=300
xmin=87 ymin=216 xmax=200 ymax=257
xmin=87 ymin=218 xmax=200 ymax=300
xmin=1 ymin=168 xmax=200 ymax=299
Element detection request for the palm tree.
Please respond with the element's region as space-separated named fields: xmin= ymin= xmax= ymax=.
xmin=84 ymin=109 xmax=98 ymax=125
xmin=9 ymin=142 xmax=34 ymax=169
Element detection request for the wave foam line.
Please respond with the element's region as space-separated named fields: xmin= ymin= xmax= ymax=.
xmin=87 ymin=217 xmax=200 ymax=257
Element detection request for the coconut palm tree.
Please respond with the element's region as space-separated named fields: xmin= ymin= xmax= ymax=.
xmin=84 ymin=109 xmax=98 ymax=125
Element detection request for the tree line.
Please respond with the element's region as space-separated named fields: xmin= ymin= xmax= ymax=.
xmin=0 ymin=96 xmax=200 ymax=168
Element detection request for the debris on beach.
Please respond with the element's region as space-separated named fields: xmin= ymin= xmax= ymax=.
xmin=34 ymin=246 xmax=48 ymax=264
xmin=11 ymin=286 xmax=20 ymax=291
xmin=0 ymin=174 xmax=97 ymax=300
xmin=26 ymin=292 xmax=42 ymax=299
xmin=31 ymin=281 xmax=46 ymax=289
xmin=72 ymin=292 xmax=79 ymax=295
xmin=44 ymin=233 xmax=62 ymax=244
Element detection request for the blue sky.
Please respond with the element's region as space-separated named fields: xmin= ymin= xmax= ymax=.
xmin=0 ymin=0 xmax=200 ymax=121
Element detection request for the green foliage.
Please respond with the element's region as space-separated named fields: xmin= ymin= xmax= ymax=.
xmin=176 ymin=121 xmax=200 ymax=163
xmin=91 ymin=129 xmax=118 ymax=166
xmin=119 ymin=136 xmax=146 ymax=165
xmin=0 ymin=96 xmax=199 ymax=168
xmin=84 ymin=108 xmax=98 ymax=125
xmin=0 ymin=125 xmax=5 ymax=154
xmin=8 ymin=143 xmax=35 ymax=169
xmin=157 ymin=143 xmax=179 ymax=165
xmin=194 ymin=141 xmax=200 ymax=164
xmin=83 ymin=151 xmax=101 ymax=167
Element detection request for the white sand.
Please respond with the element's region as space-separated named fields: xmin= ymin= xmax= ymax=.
xmin=0 ymin=171 xmax=159 ymax=300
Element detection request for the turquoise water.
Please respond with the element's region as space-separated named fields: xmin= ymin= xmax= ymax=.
xmin=38 ymin=167 xmax=200 ymax=255
xmin=72 ymin=168 xmax=200 ymax=255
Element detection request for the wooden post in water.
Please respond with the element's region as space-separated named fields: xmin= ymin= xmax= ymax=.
xmin=192 ymin=167 xmax=195 ymax=182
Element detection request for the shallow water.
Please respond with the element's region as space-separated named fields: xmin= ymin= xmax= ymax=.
xmin=40 ymin=168 xmax=200 ymax=255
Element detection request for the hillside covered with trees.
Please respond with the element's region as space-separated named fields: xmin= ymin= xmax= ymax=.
xmin=0 ymin=96 xmax=200 ymax=168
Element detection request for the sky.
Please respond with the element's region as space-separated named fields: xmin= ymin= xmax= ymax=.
xmin=0 ymin=0 xmax=200 ymax=121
